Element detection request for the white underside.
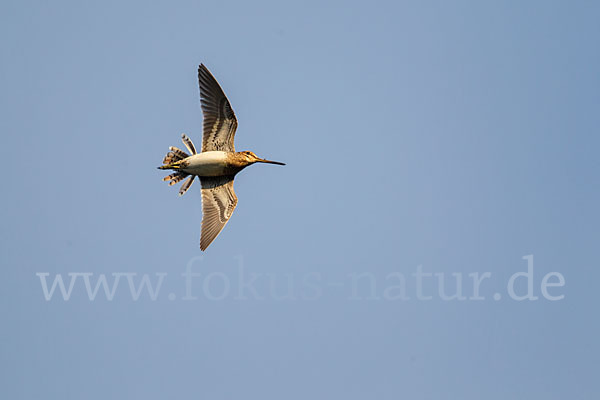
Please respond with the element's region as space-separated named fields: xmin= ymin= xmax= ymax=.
xmin=182 ymin=151 xmax=228 ymax=177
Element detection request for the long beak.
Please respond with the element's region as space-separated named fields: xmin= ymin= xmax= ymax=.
xmin=258 ymin=158 xmax=286 ymax=166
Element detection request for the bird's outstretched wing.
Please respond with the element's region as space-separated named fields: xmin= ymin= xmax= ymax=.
xmin=200 ymin=175 xmax=238 ymax=250
xmin=198 ymin=64 xmax=238 ymax=152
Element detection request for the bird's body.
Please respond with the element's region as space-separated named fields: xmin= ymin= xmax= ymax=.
xmin=178 ymin=151 xmax=230 ymax=177
xmin=158 ymin=64 xmax=284 ymax=250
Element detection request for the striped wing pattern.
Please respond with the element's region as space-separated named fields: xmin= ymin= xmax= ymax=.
xmin=198 ymin=64 xmax=238 ymax=152
xmin=200 ymin=175 xmax=238 ymax=250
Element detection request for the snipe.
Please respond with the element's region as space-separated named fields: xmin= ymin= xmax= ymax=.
xmin=159 ymin=64 xmax=285 ymax=250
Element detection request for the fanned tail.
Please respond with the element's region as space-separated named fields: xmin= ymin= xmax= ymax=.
xmin=159 ymin=135 xmax=197 ymax=196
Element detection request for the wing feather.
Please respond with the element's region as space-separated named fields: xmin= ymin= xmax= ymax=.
xmin=200 ymin=176 xmax=238 ymax=250
xmin=198 ymin=64 xmax=238 ymax=152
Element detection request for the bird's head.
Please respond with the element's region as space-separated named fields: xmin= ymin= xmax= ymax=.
xmin=239 ymin=151 xmax=286 ymax=166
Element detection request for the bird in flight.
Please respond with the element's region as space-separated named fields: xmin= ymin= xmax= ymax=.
xmin=159 ymin=64 xmax=285 ymax=250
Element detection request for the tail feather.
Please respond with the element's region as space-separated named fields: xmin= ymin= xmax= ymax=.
xmin=181 ymin=134 xmax=197 ymax=155
xmin=159 ymin=136 xmax=197 ymax=196
xmin=169 ymin=146 xmax=189 ymax=160
xmin=178 ymin=176 xmax=195 ymax=196
xmin=164 ymin=172 xmax=188 ymax=186
xmin=163 ymin=151 xmax=185 ymax=165
xmin=162 ymin=144 xmax=190 ymax=167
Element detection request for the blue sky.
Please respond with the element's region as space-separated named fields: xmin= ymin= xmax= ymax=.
xmin=1 ymin=1 xmax=599 ymax=399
